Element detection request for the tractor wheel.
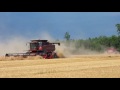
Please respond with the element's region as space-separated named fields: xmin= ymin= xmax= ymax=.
xmin=53 ymin=53 xmax=59 ymax=58
xmin=5 ymin=54 xmax=9 ymax=57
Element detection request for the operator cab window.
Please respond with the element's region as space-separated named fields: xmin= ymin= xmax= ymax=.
xmin=30 ymin=43 xmax=38 ymax=49
xmin=39 ymin=42 xmax=42 ymax=46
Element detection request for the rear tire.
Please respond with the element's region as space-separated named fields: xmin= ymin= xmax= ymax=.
xmin=5 ymin=54 xmax=9 ymax=57
xmin=54 ymin=53 xmax=59 ymax=58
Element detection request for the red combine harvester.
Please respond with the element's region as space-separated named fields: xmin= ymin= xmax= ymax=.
xmin=5 ymin=39 xmax=60 ymax=59
xmin=106 ymin=47 xmax=119 ymax=54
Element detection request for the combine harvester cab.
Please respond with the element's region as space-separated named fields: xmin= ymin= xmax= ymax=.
xmin=5 ymin=39 xmax=60 ymax=59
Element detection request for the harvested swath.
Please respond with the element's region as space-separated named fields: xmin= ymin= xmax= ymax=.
xmin=4 ymin=56 xmax=24 ymax=60
xmin=0 ymin=55 xmax=43 ymax=61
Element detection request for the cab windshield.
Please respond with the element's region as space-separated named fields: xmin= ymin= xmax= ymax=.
xmin=30 ymin=43 xmax=39 ymax=50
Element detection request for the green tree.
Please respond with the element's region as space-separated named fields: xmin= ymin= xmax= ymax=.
xmin=64 ymin=32 xmax=70 ymax=41
xmin=115 ymin=24 xmax=120 ymax=36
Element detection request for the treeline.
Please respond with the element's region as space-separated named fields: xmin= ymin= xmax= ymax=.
xmin=57 ymin=35 xmax=120 ymax=53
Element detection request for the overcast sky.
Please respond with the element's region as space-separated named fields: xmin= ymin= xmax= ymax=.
xmin=0 ymin=12 xmax=120 ymax=41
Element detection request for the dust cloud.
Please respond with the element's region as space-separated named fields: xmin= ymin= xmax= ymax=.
xmin=0 ymin=36 xmax=28 ymax=56
xmin=55 ymin=41 xmax=101 ymax=58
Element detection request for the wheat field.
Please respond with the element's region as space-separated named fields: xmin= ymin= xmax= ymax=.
xmin=0 ymin=54 xmax=120 ymax=78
